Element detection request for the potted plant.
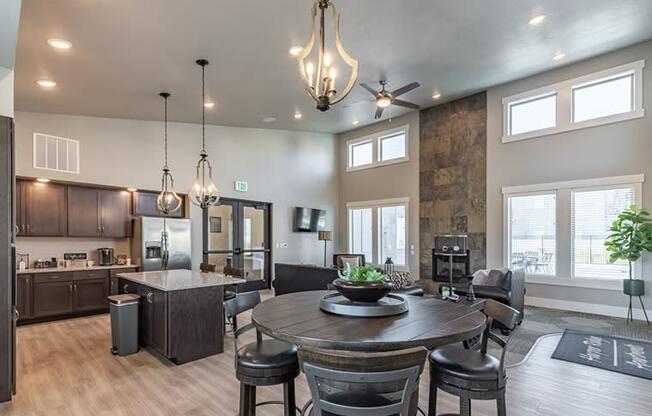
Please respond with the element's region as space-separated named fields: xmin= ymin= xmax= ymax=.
xmin=604 ymin=205 xmax=652 ymax=322
xmin=334 ymin=265 xmax=393 ymax=303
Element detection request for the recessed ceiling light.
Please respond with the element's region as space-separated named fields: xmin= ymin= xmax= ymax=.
xmin=352 ymin=119 xmax=359 ymax=125
xmin=529 ymin=15 xmax=546 ymax=26
xmin=289 ymin=46 xmax=303 ymax=56
xmin=126 ymin=187 xmax=138 ymax=192
xmin=294 ymin=111 xmax=302 ymax=120
xmin=263 ymin=117 xmax=276 ymax=122
xmin=47 ymin=38 xmax=72 ymax=49
xmin=553 ymin=52 xmax=565 ymax=61
xmin=37 ymin=79 xmax=57 ymax=88
xmin=432 ymin=92 xmax=442 ymax=100
xmin=36 ymin=178 xmax=51 ymax=183
xmin=204 ymin=102 xmax=215 ymax=108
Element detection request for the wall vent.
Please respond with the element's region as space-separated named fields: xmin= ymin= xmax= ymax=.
xmin=33 ymin=132 xmax=80 ymax=174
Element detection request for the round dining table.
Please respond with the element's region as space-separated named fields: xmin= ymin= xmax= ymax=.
xmin=252 ymin=290 xmax=487 ymax=351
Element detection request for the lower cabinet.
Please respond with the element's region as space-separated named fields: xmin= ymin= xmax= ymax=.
xmin=120 ymin=280 xmax=168 ymax=357
xmin=33 ymin=279 xmax=74 ymax=318
xmin=73 ymin=278 xmax=109 ymax=312
xmin=16 ymin=274 xmax=32 ymax=321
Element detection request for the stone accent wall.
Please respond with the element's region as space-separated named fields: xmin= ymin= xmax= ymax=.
xmin=419 ymin=92 xmax=487 ymax=278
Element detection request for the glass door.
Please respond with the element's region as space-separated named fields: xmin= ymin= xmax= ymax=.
xmin=203 ymin=198 xmax=272 ymax=291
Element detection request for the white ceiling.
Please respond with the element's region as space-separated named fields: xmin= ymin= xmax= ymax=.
xmin=13 ymin=0 xmax=652 ymax=133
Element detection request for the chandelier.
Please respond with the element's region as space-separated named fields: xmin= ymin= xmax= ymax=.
xmin=188 ymin=59 xmax=220 ymax=209
xmin=156 ymin=92 xmax=182 ymax=214
xmin=296 ymin=0 xmax=358 ymax=111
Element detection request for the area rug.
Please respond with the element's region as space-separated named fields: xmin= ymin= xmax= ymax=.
xmin=551 ymin=329 xmax=652 ymax=380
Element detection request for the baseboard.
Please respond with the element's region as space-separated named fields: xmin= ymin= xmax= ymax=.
xmin=525 ymin=295 xmax=649 ymax=321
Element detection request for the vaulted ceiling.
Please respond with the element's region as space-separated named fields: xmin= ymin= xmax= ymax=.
xmin=13 ymin=0 xmax=652 ymax=133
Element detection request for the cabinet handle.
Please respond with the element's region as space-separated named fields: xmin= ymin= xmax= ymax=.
xmin=26 ymin=224 xmax=31 ymax=231
xmin=15 ymin=225 xmax=19 ymax=235
xmin=123 ymin=283 xmax=129 ymax=293
xmin=50 ymin=275 xmax=60 ymax=279
xmin=146 ymin=292 xmax=153 ymax=304
xmin=69 ymin=284 xmax=73 ymax=293
xmin=74 ymin=284 xmax=77 ymax=291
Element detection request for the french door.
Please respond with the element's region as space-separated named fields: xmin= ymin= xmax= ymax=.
xmin=203 ymin=198 xmax=272 ymax=291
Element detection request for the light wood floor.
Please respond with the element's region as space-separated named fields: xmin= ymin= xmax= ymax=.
xmin=1 ymin=311 xmax=651 ymax=415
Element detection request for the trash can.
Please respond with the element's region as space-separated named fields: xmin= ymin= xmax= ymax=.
xmin=108 ymin=294 xmax=140 ymax=356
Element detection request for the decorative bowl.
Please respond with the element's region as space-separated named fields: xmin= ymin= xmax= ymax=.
xmin=332 ymin=278 xmax=393 ymax=303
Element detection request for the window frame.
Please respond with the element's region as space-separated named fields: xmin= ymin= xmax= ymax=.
xmin=346 ymin=125 xmax=409 ymax=172
xmin=502 ymin=60 xmax=645 ymax=143
xmin=502 ymin=174 xmax=644 ymax=291
xmin=346 ymin=197 xmax=410 ymax=269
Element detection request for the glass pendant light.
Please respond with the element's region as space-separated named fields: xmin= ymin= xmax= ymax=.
xmin=188 ymin=59 xmax=220 ymax=208
xmin=157 ymin=92 xmax=183 ymax=214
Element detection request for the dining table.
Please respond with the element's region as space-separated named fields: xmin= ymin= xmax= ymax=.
xmin=252 ymin=290 xmax=487 ymax=352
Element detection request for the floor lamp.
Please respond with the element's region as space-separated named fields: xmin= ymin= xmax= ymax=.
xmin=318 ymin=231 xmax=333 ymax=267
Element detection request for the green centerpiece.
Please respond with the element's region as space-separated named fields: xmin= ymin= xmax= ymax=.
xmin=333 ymin=265 xmax=393 ymax=303
xmin=604 ymin=205 xmax=651 ymax=324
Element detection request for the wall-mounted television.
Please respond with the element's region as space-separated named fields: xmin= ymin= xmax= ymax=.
xmin=293 ymin=207 xmax=327 ymax=232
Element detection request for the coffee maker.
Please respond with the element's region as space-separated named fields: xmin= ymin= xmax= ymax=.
xmin=97 ymin=248 xmax=114 ymax=266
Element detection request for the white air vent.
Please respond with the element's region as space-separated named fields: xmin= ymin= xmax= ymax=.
xmin=33 ymin=133 xmax=79 ymax=174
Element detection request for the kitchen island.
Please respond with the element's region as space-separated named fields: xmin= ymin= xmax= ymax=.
xmin=117 ymin=269 xmax=245 ymax=364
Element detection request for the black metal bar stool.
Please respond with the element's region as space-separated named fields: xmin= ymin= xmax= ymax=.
xmin=224 ymin=291 xmax=299 ymax=416
xmin=428 ymin=299 xmax=520 ymax=416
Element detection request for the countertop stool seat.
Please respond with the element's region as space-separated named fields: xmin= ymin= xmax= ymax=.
xmin=225 ymin=291 xmax=300 ymax=416
xmin=428 ymin=299 xmax=519 ymax=416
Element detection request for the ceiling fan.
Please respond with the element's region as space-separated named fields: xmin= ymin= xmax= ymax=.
xmin=359 ymin=80 xmax=421 ymax=119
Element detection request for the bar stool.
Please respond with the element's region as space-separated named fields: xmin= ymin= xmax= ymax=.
xmin=224 ymin=291 xmax=299 ymax=416
xmin=428 ymin=299 xmax=520 ymax=416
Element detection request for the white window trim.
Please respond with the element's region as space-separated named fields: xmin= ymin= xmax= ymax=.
xmin=346 ymin=125 xmax=409 ymax=172
xmin=346 ymin=197 xmax=409 ymax=270
xmin=502 ymin=174 xmax=645 ymax=290
xmin=33 ymin=132 xmax=81 ymax=174
xmin=502 ymin=60 xmax=645 ymax=143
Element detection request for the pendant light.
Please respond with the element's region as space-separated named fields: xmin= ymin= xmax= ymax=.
xmin=295 ymin=0 xmax=358 ymax=111
xmin=188 ymin=59 xmax=220 ymax=208
xmin=157 ymin=92 xmax=183 ymax=214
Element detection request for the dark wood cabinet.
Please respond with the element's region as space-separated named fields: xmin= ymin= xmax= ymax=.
xmin=16 ymin=275 xmax=32 ymax=321
xmin=67 ymin=186 xmax=100 ymax=237
xmin=67 ymin=186 xmax=131 ymax=238
xmin=110 ymin=268 xmax=137 ymax=295
xmin=99 ymin=189 xmax=131 ymax=237
xmin=33 ymin=278 xmax=73 ymax=318
xmin=16 ymin=180 xmax=67 ymax=236
xmin=118 ymin=279 xmax=168 ymax=356
xmin=73 ymin=278 xmax=108 ymax=312
xmin=133 ymin=191 xmax=185 ymax=218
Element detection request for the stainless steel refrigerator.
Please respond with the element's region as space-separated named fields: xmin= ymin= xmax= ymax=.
xmin=131 ymin=217 xmax=192 ymax=271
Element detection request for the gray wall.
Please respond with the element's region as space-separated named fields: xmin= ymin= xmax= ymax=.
xmin=0 ymin=67 xmax=12 ymax=118
xmin=336 ymin=112 xmax=420 ymax=278
xmin=487 ymin=40 xmax=652 ymax=316
xmin=14 ymin=111 xmax=338 ymax=271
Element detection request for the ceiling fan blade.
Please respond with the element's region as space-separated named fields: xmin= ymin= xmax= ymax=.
xmin=374 ymin=106 xmax=385 ymax=119
xmin=390 ymin=82 xmax=420 ymax=97
xmin=392 ymin=99 xmax=420 ymax=110
xmin=360 ymin=83 xmax=379 ymax=96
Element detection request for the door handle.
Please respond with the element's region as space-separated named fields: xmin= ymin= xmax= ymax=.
xmin=234 ymin=247 xmax=242 ymax=255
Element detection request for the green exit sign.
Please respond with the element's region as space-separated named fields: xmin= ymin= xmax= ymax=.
xmin=235 ymin=181 xmax=248 ymax=192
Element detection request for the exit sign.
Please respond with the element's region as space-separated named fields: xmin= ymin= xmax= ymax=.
xmin=234 ymin=181 xmax=248 ymax=192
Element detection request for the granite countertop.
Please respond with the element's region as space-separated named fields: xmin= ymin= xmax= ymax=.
xmin=17 ymin=264 xmax=139 ymax=275
xmin=116 ymin=269 xmax=246 ymax=292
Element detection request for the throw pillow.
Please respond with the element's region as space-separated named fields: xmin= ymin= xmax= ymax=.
xmin=388 ymin=271 xmax=411 ymax=289
xmin=472 ymin=269 xmax=505 ymax=286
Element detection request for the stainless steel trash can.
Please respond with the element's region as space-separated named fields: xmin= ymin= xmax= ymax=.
xmin=108 ymin=294 xmax=140 ymax=356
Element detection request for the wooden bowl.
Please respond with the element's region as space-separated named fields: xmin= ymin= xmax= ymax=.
xmin=332 ymin=279 xmax=393 ymax=303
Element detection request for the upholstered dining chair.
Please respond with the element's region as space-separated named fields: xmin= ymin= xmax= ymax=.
xmin=428 ymin=299 xmax=520 ymax=416
xmin=332 ymin=254 xmax=366 ymax=269
xmin=299 ymin=346 xmax=427 ymax=416
xmin=224 ymin=291 xmax=299 ymax=416
xmin=202 ymin=261 xmax=239 ymax=331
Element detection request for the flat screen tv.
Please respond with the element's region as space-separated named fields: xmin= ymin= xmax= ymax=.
xmin=293 ymin=207 xmax=326 ymax=232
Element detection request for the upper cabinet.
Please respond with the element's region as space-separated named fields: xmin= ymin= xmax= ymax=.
xmin=68 ymin=186 xmax=131 ymax=238
xmin=132 ymin=191 xmax=185 ymax=218
xmin=16 ymin=179 xmax=67 ymax=236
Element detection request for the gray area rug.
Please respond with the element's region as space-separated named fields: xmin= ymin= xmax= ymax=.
xmin=495 ymin=306 xmax=652 ymax=366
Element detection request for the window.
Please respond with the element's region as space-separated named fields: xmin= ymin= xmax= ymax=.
xmin=347 ymin=198 xmax=409 ymax=267
xmin=379 ymin=132 xmax=407 ymax=162
xmin=502 ymin=60 xmax=645 ymax=143
xmin=347 ymin=125 xmax=409 ymax=171
xmin=573 ymin=73 xmax=633 ymax=123
xmin=509 ymin=93 xmax=557 ymax=136
xmin=503 ymin=174 xmax=643 ymax=288
xmin=506 ymin=193 xmax=556 ymax=275
xmin=572 ymin=186 xmax=636 ymax=279
xmin=350 ymin=140 xmax=373 ymax=168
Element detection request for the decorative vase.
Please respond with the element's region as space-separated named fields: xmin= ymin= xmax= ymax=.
xmin=332 ymin=279 xmax=393 ymax=303
xmin=623 ymin=279 xmax=645 ymax=296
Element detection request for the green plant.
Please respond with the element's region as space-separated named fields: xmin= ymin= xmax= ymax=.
xmin=337 ymin=264 xmax=387 ymax=282
xmin=605 ymin=205 xmax=652 ymax=280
